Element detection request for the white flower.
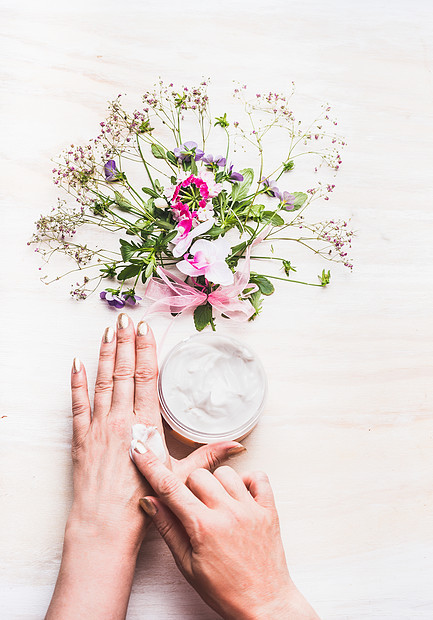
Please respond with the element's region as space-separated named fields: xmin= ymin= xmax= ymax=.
xmin=176 ymin=237 xmax=234 ymax=286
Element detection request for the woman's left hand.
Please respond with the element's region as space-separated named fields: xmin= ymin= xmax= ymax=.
xmin=46 ymin=314 xmax=244 ymax=620
xmin=68 ymin=313 xmax=244 ymax=552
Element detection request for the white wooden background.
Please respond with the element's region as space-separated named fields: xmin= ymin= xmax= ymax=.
xmin=1 ymin=1 xmax=433 ymax=618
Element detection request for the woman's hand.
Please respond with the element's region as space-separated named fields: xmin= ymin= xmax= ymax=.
xmin=46 ymin=315 xmax=244 ymax=620
xmin=134 ymin=449 xmax=320 ymax=620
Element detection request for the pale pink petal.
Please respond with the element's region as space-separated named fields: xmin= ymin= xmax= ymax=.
xmin=206 ymin=261 xmax=234 ymax=286
xmin=176 ymin=259 xmax=208 ymax=278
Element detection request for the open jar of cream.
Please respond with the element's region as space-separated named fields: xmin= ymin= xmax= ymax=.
xmin=158 ymin=333 xmax=267 ymax=445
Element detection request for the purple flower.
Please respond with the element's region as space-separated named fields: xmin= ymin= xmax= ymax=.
xmin=104 ymin=160 xmax=119 ymax=182
xmin=261 ymin=177 xmax=281 ymax=199
xmin=228 ymin=165 xmax=244 ymax=182
xmin=280 ymin=191 xmax=295 ymax=210
xmin=173 ymin=141 xmax=204 ymax=162
xmin=202 ymin=154 xmax=226 ymax=168
xmin=100 ymin=290 xmax=142 ymax=308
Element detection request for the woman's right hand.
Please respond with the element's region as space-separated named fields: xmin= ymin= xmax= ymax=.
xmin=133 ymin=447 xmax=319 ymax=620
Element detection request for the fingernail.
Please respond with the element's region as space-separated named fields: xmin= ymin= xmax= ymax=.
xmin=72 ymin=357 xmax=81 ymax=373
xmin=137 ymin=320 xmax=148 ymax=336
xmin=139 ymin=497 xmax=157 ymax=517
xmin=227 ymin=444 xmax=246 ymax=456
xmin=103 ymin=326 xmax=115 ymax=343
xmin=118 ymin=313 xmax=129 ymax=329
xmin=134 ymin=440 xmax=147 ymax=454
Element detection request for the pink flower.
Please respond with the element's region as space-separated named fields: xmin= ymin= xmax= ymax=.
xmin=172 ymin=216 xmax=214 ymax=258
xmin=177 ymin=238 xmax=234 ymax=286
xmin=171 ymin=175 xmax=210 ymax=214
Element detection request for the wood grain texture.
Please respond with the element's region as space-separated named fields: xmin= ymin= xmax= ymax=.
xmin=1 ymin=0 xmax=433 ymax=617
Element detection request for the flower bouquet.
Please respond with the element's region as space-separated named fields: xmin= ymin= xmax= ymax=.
xmin=30 ymin=80 xmax=352 ymax=331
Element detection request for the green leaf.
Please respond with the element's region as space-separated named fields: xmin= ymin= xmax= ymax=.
xmin=231 ymin=168 xmax=254 ymax=202
xmin=142 ymin=186 xmax=159 ymax=198
xmin=166 ymin=151 xmax=177 ymax=165
xmin=193 ymin=303 xmax=213 ymax=331
xmin=248 ymin=290 xmax=262 ymax=319
xmin=261 ymin=211 xmax=284 ymax=226
xmin=119 ymin=239 xmax=140 ymax=262
xmin=207 ymin=226 xmax=228 ymax=238
xmin=113 ymin=191 xmax=133 ymax=211
xmin=161 ymin=229 xmax=178 ymax=245
xmin=151 ymin=144 xmax=166 ymax=159
xmin=292 ymin=192 xmax=308 ymax=210
xmin=249 ymin=274 xmax=275 ymax=296
xmin=117 ymin=263 xmax=142 ymax=281
xmin=230 ymin=241 xmax=248 ymax=255
xmin=155 ymin=219 xmax=174 ymax=231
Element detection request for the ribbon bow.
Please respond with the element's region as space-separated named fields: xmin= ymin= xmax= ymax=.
xmin=144 ymin=231 xmax=268 ymax=322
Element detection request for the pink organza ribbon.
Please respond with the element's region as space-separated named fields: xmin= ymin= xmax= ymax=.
xmin=144 ymin=231 xmax=268 ymax=322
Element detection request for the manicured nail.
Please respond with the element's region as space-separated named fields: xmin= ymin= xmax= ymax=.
xmin=134 ymin=440 xmax=147 ymax=454
xmin=227 ymin=444 xmax=247 ymax=456
xmin=118 ymin=313 xmax=128 ymax=329
xmin=139 ymin=497 xmax=157 ymax=517
xmin=72 ymin=357 xmax=81 ymax=373
xmin=103 ymin=326 xmax=115 ymax=343
xmin=137 ymin=320 xmax=148 ymax=336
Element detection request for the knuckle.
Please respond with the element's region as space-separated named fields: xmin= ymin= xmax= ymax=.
xmin=158 ymin=518 xmax=174 ymax=541
xmin=204 ymin=449 xmax=223 ymax=471
xmin=135 ymin=365 xmax=158 ymax=383
xmin=99 ymin=347 xmax=114 ymax=360
xmin=136 ymin=339 xmax=156 ymax=352
xmin=113 ymin=362 xmax=135 ymax=380
xmin=159 ymin=474 xmax=180 ymax=499
xmin=71 ymin=401 xmax=89 ymax=417
xmin=94 ymin=377 xmax=113 ymax=393
xmin=116 ymin=330 xmax=134 ymax=344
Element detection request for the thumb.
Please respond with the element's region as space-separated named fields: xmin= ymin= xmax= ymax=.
xmin=174 ymin=441 xmax=246 ymax=482
xmin=139 ymin=496 xmax=192 ymax=571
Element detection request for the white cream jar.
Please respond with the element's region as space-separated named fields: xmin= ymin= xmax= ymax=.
xmin=158 ymin=333 xmax=267 ymax=444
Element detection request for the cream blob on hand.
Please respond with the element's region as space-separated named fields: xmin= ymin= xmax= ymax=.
xmin=129 ymin=424 xmax=166 ymax=463
xmin=158 ymin=334 xmax=267 ymax=444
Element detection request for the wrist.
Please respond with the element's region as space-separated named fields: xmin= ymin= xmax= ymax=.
xmin=66 ymin=502 xmax=151 ymax=559
xmin=224 ymin=583 xmax=319 ymax=620
xmin=249 ymin=584 xmax=319 ymax=620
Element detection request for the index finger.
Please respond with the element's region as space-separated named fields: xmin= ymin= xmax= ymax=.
xmin=132 ymin=446 xmax=205 ymax=530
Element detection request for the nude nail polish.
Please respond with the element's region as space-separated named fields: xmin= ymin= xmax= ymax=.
xmin=104 ymin=326 xmax=114 ymax=343
xmin=139 ymin=498 xmax=157 ymax=517
xmin=72 ymin=357 xmax=81 ymax=373
xmin=118 ymin=313 xmax=129 ymax=329
xmin=137 ymin=321 xmax=148 ymax=336
xmin=227 ymin=444 xmax=247 ymax=456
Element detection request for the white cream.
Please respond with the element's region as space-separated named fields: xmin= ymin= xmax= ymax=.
xmin=159 ymin=334 xmax=266 ymax=437
xmin=129 ymin=424 xmax=166 ymax=463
